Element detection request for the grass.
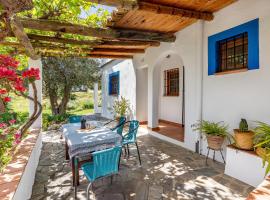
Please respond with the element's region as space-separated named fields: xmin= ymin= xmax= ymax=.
xmin=10 ymin=91 xmax=100 ymax=116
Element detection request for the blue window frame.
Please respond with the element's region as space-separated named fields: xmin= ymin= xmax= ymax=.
xmin=208 ymin=18 xmax=259 ymax=75
xmin=108 ymin=71 xmax=119 ymax=96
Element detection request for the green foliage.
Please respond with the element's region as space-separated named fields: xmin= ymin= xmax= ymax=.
xmin=111 ymin=96 xmax=131 ymax=118
xmin=20 ymin=0 xmax=110 ymax=28
xmin=254 ymin=122 xmax=270 ymax=148
xmin=42 ymin=113 xmax=70 ymax=130
xmin=239 ymin=118 xmax=249 ymax=132
xmin=42 ymin=57 xmax=101 ymax=115
xmin=82 ymin=102 xmax=94 ymax=109
xmin=0 ymin=132 xmax=14 ymax=171
xmin=254 ymin=122 xmax=270 ymax=176
xmin=192 ymin=120 xmax=229 ymax=137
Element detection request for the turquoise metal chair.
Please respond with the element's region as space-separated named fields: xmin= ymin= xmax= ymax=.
xmin=104 ymin=116 xmax=126 ymax=135
xmin=69 ymin=115 xmax=82 ymax=123
xmin=122 ymin=120 xmax=141 ymax=165
xmin=112 ymin=116 xmax=126 ymax=136
xmin=75 ymin=146 xmax=122 ymax=199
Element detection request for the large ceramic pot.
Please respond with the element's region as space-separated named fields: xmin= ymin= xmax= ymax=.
xmin=234 ymin=129 xmax=254 ymax=150
xmin=206 ymin=135 xmax=225 ymax=150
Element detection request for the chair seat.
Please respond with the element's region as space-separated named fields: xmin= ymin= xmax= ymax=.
xmin=122 ymin=138 xmax=135 ymax=145
xmin=81 ymin=162 xmax=95 ymax=182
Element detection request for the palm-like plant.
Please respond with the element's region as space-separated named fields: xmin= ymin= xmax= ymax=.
xmin=254 ymin=122 xmax=270 ymax=175
xmin=192 ymin=120 xmax=229 ymax=137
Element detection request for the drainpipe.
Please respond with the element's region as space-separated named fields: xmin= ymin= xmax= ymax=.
xmin=199 ymin=20 xmax=205 ymax=154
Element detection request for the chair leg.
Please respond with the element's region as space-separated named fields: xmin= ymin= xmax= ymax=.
xmin=135 ymin=142 xmax=142 ymax=166
xmin=86 ymin=182 xmax=92 ymax=200
xmin=110 ymin=175 xmax=113 ymax=185
xmin=124 ymin=146 xmax=127 ymax=157
xmin=127 ymin=144 xmax=130 ymax=157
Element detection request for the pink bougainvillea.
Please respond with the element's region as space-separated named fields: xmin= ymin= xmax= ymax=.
xmin=0 ymin=55 xmax=40 ymax=105
xmin=0 ymin=55 xmax=42 ymax=142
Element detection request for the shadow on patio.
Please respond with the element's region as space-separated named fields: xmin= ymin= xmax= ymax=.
xmin=30 ymin=129 xmax=253 ymax=200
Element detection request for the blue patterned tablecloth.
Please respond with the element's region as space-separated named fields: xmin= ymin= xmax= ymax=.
xmin=62 ymin=123 xmax=122 ymax=158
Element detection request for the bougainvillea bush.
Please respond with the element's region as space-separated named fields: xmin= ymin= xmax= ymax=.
xmin=0 ymin=55 xmax=41 ymax=170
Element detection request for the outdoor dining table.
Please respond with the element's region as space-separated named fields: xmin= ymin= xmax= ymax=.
xmin=62 ymin=121 xmax=122 ymax=186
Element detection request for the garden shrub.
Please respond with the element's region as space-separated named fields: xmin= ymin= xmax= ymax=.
xmin=82 ymin=102 xmax=94 ymax=109
xmin=42 ymin=113 xmax=70 ymax=130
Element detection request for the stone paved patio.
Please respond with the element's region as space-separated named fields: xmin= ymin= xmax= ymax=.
xmin=30 ymin=129 xmax=254 ymax=200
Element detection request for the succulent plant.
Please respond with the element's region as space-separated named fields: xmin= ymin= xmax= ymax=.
xmin=239 ymin=118 xmax=249 ymax=132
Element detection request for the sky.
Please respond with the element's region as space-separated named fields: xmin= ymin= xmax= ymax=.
xmin=80 ymin=4 xmax=115 ymax=19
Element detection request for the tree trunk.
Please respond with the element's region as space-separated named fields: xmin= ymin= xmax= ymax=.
xmin=58 ymin=85 xmax=71 ymax=115
xmin=48 ymin=87 xmax=59 ymax=115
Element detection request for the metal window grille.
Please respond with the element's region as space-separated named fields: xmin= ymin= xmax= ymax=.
xmin=164 ymin=68 xmax=179 ymax=96
xmin=110 ymin=75 xmax=119 ymax=95
xmin=218 ymin=32 xmax=248 ymax=72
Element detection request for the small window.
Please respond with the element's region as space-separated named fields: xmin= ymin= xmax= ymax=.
xmin=217 ymin=32 xmax=248 ymax=72
xmin=109 ymin=72 xmax=119 ymax=96
xmin=164 ymin=68 xmax=179 ymax=96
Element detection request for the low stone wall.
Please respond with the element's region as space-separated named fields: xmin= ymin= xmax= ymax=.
xmin=0 ymin=129 xmax=42 ymax=200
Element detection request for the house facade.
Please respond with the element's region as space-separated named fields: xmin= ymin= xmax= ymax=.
xmin=101 ymin=0 xmax=270 ymax=187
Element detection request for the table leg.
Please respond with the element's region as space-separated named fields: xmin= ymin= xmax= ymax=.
xmin=65 ymin=141 xmax=70 ymax=160
xmin=72 ymin=157 xmax=80 ymax=186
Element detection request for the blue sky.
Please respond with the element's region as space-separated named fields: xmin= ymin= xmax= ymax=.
xmin=80 ymin=4 xmax=115 ymax=18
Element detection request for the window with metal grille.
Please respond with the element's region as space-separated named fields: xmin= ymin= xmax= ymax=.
xmin=109 ymin=72 xmax=119 ymax=96
xmin=217 ymin=32 xmax=248 ymax=72
xmin=164 ymin=68 xmax=179 ymax=96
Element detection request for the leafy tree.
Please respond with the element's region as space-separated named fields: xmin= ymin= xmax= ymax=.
xmin=42 ymin=57 xmax=101 ymax=115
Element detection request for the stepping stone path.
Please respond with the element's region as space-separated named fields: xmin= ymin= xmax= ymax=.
xmin=31 ymin=129 xmax=254 ymax=200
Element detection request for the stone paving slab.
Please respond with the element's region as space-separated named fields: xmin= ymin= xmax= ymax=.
xmin=30 ymin=129 xmax=254 ymax=200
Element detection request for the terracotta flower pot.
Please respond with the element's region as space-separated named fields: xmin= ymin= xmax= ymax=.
xmin=256 ymin=147 xmax=267 ymax=159
xmin=234 ymin=129 xmax=254 ymax=150
xmin=206 ymin=135 xmax=225 ymax=150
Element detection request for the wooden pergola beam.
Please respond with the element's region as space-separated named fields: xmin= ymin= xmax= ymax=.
xmin=1 ymin=41 xmax=144 ymax=56
xmin=19 ymin=17 xmax=176 ymax=42
xmin=87 ymin=54 xmax=133 ymax=59
xmin=40 ymin=52 xmax=133 ymax=59
xmin=27 ymin=34 xmax=102 ymax=46
xmin=90 ymin=48 xmax=144 ymax=55
xmin=27 ymin=34 xmax=160 ymax=48
xmin=138 ymin=2 xmax=214 ymax=21
xmin=84 ymin=0 xmax=138 ymax=9
xmin=97 ymin=40 xmax=159 ymax=49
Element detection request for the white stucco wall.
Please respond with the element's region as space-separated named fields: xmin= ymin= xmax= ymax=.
xmin=13 ymin=131 xmax=42 ymax=200
xmin=135 ymin=67 xmax=148 ymax=122
xmin=201 ymin=0 xmax=270 ymax=162
xmin=101 ymin=59 xmax=136 ymax=119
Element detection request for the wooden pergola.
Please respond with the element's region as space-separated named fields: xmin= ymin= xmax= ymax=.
xmin=0 ymin=0 xmax=236 ymax=59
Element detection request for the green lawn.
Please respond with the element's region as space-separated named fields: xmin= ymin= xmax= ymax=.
xmin=10 ymin=91 xmax=99 ymax=116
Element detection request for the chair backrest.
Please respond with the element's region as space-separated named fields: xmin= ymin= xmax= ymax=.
xmin=92 ymin=146 xmax=122 ymax=180
xmin=115 ymin=116 xmax=126 ymax=135
xmin=69 ymin=115 xmax=82 ymax=123
xmin=124 ymin=120 xmax=139 ymax=142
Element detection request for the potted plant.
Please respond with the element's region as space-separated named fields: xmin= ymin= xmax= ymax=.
xmin=234 ymin=119 xmax=254 ymax=150
xmin=111 ymin=96 xmax=131 ymax=119
xmin=253 ymin=121 xmax=270 ymax=175
xmin=192 ymin=120 xmax=230 ymax=150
